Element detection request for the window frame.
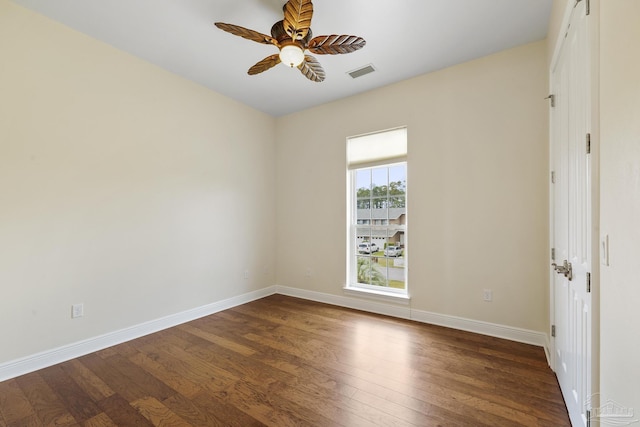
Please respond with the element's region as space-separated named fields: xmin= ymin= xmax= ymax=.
xmin=346 ymin=127 xmax=408 ymax=298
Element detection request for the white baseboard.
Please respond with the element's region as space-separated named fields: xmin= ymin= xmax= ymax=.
xmin=276 ymin=285 xmax=550 ymax=360
xmin=0 ymin=284 xmax=551 ymax=382
xmin=0 ymin=286 xmax=278 ymax=382
xmin=409 ymin=307 xmax=549 ymax=348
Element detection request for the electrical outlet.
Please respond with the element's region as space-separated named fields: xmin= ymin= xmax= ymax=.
xmin=305 ymin=268 xmax=313 ymax=277
xmin=71 ymin=303 xmax=84 ymax=318
xmin=483 ymin=289 xmax=493 ymax=302
xmin=244 ymin=269 xmax=249 ymax=280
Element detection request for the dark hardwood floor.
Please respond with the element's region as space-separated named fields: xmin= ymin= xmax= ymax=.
xmin=0 ymin=294 xmax=570 ymax=426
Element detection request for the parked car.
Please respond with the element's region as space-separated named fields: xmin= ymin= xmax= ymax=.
xmin=384 ymin=245 xmax=403 ymax=257
xmin=358 ymin=242 xmax=378 ymax=254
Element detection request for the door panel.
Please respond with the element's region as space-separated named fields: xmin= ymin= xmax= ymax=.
xmin=550 ymin=1 xmax=592 ymax=426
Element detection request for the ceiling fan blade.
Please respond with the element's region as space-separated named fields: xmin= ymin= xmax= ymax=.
xmin=248 ymin=54 xmax=282 ymax=75
xmin=215 ymin=22 xmax=278 ymax=46
xmin=298 ymin=55 xmax=325 ymax=82
xmin=308 ymin=35 xmax=366 ymax=55
xmin=283 ymin=0 xmax=313 ymax=41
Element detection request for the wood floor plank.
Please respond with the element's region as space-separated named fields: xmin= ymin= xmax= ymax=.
xmin=38 ymin=364 xmax=102 ymax=423
xmin=160 ymin=392 xmax=242 ymax=427
xmin=167 ymin=327 xmax=296 ymax=394
xmin=257 ymin=346 xmax=360 ymax=400
xmin=7 ymin=414 xmax=41 ymax=427
xmin=83 ymin=413 xmax=118 ymax=427
xmin=177 ymin=323 xmax=257 ymax=357
xmin=129 ymin=333 xmax=239 ymax=395
xmin=99 ymin=353 xmax=177 ymax=402
xmin=103 ymin=342 xmax=139 ymax=359
xmin=0 ymin=295 xmax=570 ymax=426
xmin=217 ymin=379 xmax=335 ymax=427
xmin=58 ymin=359 xmax=115 ymax=402
xmin=77 ymin=353 xmax=151 ymax=403
xmin=187 ymin=389 xmax=267 ymax=427
xmin=95 ymin=394 xmax=153 ymax=427
xmin=15 ymin=372 xmax=77 ymax=426
xmin=273 ymin=376 xmax=417 ymax=427
xmin=126 ymin=351 xmax=203 ymax=399
xmin=0 ymin=380 xmax=36 ymax=426
xmin=130 ymin=396 xmax=191 ymax=426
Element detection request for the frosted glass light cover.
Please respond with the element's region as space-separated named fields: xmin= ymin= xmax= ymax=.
xmin=279 ymin=45 xmax=304 ymax=68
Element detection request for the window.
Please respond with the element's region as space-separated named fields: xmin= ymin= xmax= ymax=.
xmin=347 ymin=128 xmax=407 ymax=295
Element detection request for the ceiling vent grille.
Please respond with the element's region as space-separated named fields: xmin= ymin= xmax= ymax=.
xmin=348 ymin=64 xmax=376 ymax=79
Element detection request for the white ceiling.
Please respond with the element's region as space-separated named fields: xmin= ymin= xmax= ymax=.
xmin=11 ymin=0 xmax=552 ymax=117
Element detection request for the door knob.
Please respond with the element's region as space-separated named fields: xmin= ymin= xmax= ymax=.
xmin=552 ymin=260 xmax=573 ymax=281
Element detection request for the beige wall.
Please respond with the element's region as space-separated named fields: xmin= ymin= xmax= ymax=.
xmin=0 ymin=0 xmax=276 ymax=364
xmin=276 ymin=41 xmax=549 ymax=332
xmin=599 ymin=0 xmax=640 ymax=415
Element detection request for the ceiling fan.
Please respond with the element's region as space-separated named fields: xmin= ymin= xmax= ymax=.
xmin=214 ymin=0 xmax=366 ymax=82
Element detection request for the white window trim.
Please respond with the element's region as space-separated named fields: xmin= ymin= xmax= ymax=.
xmin=343 ymin=285 xmax=411 ymax=304
xmin=346 ymin=127 xmax=408 ymax=297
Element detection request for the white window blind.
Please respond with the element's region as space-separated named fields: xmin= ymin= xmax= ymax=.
xmin=347 ymin=127 xmax=407 ymax=169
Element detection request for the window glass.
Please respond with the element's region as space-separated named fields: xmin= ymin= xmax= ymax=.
xmin=349 ymin=163 xmax=406 ymax=293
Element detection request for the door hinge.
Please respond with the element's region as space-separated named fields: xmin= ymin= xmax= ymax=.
xmin=587 ymin=409 xmax=591 ymax=427
xmin=545 ymin=94 xmax=556 ymax=107
xmin=551 ymin=171 xmax=556 ymax=184
xmin=586 ymin=133 xmax=591 ymax=154
xmin=551 ymin=248 xmax=556 ymax=261
xmin=577 ymin=0 xmax=591 ymax=15
xmin=551 ymin=325 xmax=556 ymax=338
xmin=587 ymin=272 xmax=591 ymax=293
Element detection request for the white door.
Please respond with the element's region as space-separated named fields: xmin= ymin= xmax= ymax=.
xmin=550 ymin=1 xmax=592 ymax=426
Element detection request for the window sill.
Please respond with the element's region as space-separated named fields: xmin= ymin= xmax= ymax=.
xmin=343 ymin=286 xmax=411 ymax=305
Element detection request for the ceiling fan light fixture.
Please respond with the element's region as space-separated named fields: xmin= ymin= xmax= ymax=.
xmin=215 ymin=0 xmax=366 ymax=82
xmin=279 ymin=44 xmax=304 ymax=68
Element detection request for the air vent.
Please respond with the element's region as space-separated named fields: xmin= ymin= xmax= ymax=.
xmin=348 ymin=64 xmax=376 ymax=79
